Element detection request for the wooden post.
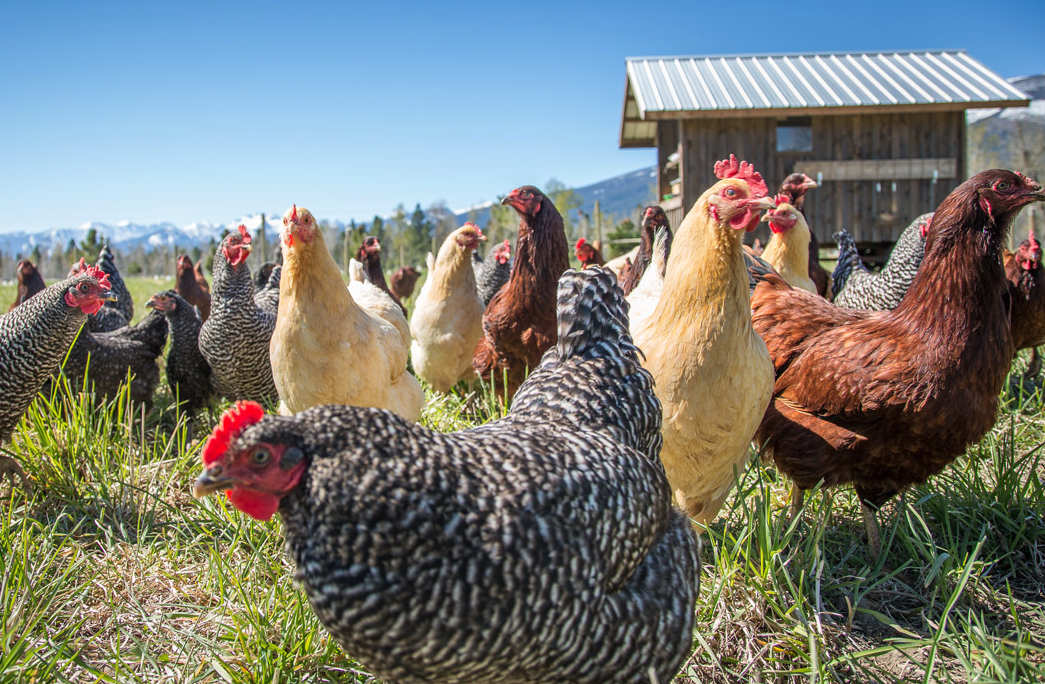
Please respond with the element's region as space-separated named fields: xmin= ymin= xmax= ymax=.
xmin=258 ymin=213 xmax=268 ymax=262
xmin=594 ymin=200 xmax=603 ymax=251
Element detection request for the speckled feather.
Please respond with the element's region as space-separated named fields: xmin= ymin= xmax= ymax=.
xmin=832 ymin=213 xmax=933 ymax=310
xmin=473 ymin=248 xmax=512 ymax=308
xmin=226 ymin=267 xmax=698 ymax=684
xmin=198 ymin=235 xmax=278 ymax=403
xmin=253 ymin=264 xmax=281 ymax=316
xmin=155 ymin=291 xmax=214 ymax=413
xmin=0 ymin=273 xmax=108 ymax=440
xmin=97 ymin=244 xmax=134 ymax=322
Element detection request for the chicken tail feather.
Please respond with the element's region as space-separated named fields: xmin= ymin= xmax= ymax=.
xmin=830 ymin=229 xmax=867 ymax=298
xmin=550 ymin=266 xmax=639 ymax=365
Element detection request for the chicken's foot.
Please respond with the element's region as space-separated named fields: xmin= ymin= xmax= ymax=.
xmin=862 ymin=503 xmax=882 ymax=558
xmin=0 ymin=455 xmax=30 ymax=492
xmin=789 ymin=484 xmax=804 ymax=521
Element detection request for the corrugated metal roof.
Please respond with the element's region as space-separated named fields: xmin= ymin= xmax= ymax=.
xmin=620 ymin=50 xmax=1030 ymax=147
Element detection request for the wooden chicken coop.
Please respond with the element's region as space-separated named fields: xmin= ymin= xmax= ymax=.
xmin=619 ymin=50 xmax=1031 ymax=249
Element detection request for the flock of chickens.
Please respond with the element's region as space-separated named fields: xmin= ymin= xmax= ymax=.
xmin=2 ymin=158 xmax=1043 ymax=684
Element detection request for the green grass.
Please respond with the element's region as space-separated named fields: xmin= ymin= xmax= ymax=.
xmin=0 ymin=282 xmax=1043 ymax=682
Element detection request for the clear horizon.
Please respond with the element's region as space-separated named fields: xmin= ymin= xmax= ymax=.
xmin=2 ymin=0 xmax=1041 ymax=235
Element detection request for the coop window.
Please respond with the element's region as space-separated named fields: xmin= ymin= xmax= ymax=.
xmin=776 ymin=118 xmax=813 ymax=153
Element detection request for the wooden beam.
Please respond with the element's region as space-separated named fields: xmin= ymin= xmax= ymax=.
xmin=637 ymin=99 xmax=1030 ymax=121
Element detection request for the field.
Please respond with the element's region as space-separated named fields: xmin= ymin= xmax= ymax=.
xmin=1 ymin=277 xmax=1043 ymax=683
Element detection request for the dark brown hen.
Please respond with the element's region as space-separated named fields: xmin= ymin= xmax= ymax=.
xmin=195 ymin=267 xmax=698 ymax=684
xmin=750 ymin=169 xmax=1044 ymax=553
xmin=472 ymin=185 xmax=570 ymax=400
xmin=9 ymin=260 xmax=46 ymax=311
xmin=356 ymin=236 xmax=406 ymax=315
xmin=619 ymin=205 xmax=672 ymax=296
xmin=176 ymin=254 xmax=211 ymax=322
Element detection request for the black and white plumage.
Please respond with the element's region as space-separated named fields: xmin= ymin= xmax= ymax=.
xmin=86 ymin=305 xmax=128 ymax=333
xmin=97 ymin=244 xmax=134 ymax=322
xmin=148 ymin=291 xmax=213 ymax=414
xmin=195 ymin=267 xmax=698 ymax=684
xmin=198 ymin=231 xmax=278 ymax=404
xmin=53 ymin=311 xmax=168 ymax=412
xmin=253 ymin=264 xmax=281 ymax=316
xmin=831 ymin=213 xmax=933 ymax=310
xmin=472 ymin=243 xmax=512 ymax=307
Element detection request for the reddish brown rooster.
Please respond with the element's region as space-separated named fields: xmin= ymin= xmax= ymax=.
xmin=8 ymin=260 xmax=46 ymax=311
xmin=473 ymin=185 xmax=569 ymax=399
xmin=575 ymin=238 xmax=605 ymax=268
xmin=751 ymin=169 xmax=1045 ymax=554
xmin=194 ymin=260 xmax=211 ymax=294
xmin=777 ymin=173 xmax=830 ymax=297
xmin=1005 ymin=229 xmax=1045 ymax=380
xmin=175 ymin=254 xmax=211 ymax=322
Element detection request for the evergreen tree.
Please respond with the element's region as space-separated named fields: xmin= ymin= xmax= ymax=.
xmin=606 ymin=218 xmax=638 ymax=258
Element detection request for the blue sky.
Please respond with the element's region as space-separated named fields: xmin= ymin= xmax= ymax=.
xmin=1 ymin=0 xmax=1041 ymax=234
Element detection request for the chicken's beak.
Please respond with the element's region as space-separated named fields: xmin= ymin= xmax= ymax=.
xmin=749 ymin=196 xmax=778 ymax=212
xmin=477 ymin=233 xmax=488 ymax=242
xmin=145 ymin=298 xmax=157 ymax=309
xmin=193 ymin=467 xmax=235 ymax=498
xmin=102 ymin=292 xmax=118 ymax=302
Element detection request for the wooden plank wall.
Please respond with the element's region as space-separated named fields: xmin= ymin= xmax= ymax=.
xmin=675 ymin=111 xmax=965 ymax=246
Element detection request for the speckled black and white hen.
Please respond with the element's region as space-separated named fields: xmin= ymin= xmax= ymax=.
xmin=253 ymin=264 xmax=280 ymax=316
xmin=832 ymin=212 xmax=933 ymax=310
xmin=148 ymin=291 xmax=213 ymax=414
xmin=194 ymin=266 xmax=699 ymax=684
xmin=53 ymin=310 xmax=168 ymax=412
xmin=198 ymin=225 xmax=278 ymax=403
xmin=0 ymin=268 xmax=114 ymax=484
xmin=97 ymin=244 xmax=134 ymax=323
xmin=472 ymin=238 xmax=512 ymax=307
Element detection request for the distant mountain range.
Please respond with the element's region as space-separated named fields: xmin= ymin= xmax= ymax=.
xmin=4 ymin=71 xmax=1040 ymax=260
xmin=0 ymin=167 xmax=658 ymax=259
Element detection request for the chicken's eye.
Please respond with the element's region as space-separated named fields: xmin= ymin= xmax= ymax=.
xmin=249 ymin=447 xmax=272 ymax=465
xmin=78 ymin=283 xmax=89 ymax=293
xmin=996 ymin=180 xmax=1011 ymax=192
xmin=724 ymin=188 xmax=738 ymax=199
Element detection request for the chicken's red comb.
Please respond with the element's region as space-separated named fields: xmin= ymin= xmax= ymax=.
xmin=202 ymin=401 xmax=266 ymax=466
xmin=1016 ymin=171 xmax=1040 ymax=187
xmin=291 ymin=204 xmax=298 ymax=222
xmin=78 ymin=258 xmax=112 ymax=290
xmin=576 ymin=238 xmax=587 ymax=249
xmin=714 ymin=155 xmax=768 ymax=198
xmin=236 ymin=224 xmax=252 ymax=244
xmin=773 ymin=194 xmax=791 ymax=208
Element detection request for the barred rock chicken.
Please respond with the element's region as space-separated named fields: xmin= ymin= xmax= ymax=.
xmin=68 ymin=258 xmax=128 ymax=332
xmin=575 ymin=237 xmax=605 ymax=268
xmin=631 ymin=156 xmax=775 ymax=524
xmin=253 ymin=264 xmax=281 ymax=316
xmin=473 ymin=186 xmax=570 ymax=400
xmin=176 ymin=254 xmax=211 ymax=322
xmin=619 ymin=205 xmax=672 ymax=296
xmin=97 ymin=244 xmax=133 ymax=323
xmin=832 ymin=213 xmax=933 ymax=309
xmin=1004 ymin=230 xmax=1045 ymax=380
xmin=271 ymin=205 xmax=423 ymax=421
xmin=759 ymin=196 xmax=817 ymax=293
xmin=9 ymin=260 xmax=46 ymax=311
xmin=751 ymin=170 xmax=1044 ymax=553
xmin=357 ymin=236 xmax=406 ymax=315
xmin=409 ymin=223 xmax=486 ymax=392
xmin=54 ymin=307 xmax=168 ymax=412
xmin=472 ymin=238 xmax=512 ymax=307
xmin=194 ymin=267 xmax=698 ymax=684
xmin=198 ymin=225 xmax=278 ymax=404
xmin=147 ymin=291 xmax=213 ymax=414
xmin=0 ymin=267 xmax=114 ymax=485
xmin=390 ymin=265 xmax=422 ymax=302
xmin=777 ymin=173 xmax=829 ymax=297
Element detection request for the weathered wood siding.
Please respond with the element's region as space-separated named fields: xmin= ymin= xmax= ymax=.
xmin=661 ymin=111 xmax=966 ymax=246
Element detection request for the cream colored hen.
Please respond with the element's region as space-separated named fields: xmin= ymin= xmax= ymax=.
xmin=630 ymin=157 xmax=776 ymax=525
xmin=270 ymin=205 xmax=424 ymax=422
xmin=409 ymin=223 xmax=486 ymax=392
xmin=759 ymin=197 xmax=817 ymax=294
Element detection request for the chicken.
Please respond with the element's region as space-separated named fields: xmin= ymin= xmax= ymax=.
xmin=147 ymin=290 xmax=213 ymax=414
xmin=777 ymin=173 xmax=830 ymax=297
xmin=194 ymin=266 xmax=698 ymax=684
xmin=175 ymin=254 xmax=211 ymax=322
xmin=68 ymin=258 xmax=128 ymax=332
xmin=619 ymin=205 xmax=672 ymax=296
xmin=357 ymin=236 xmax=406 ymax=315
xmin=472 ymin=186 xmax=570 ymax=400
xmin=574 ymin=237 xmax=605 ymax=268
xmin=54 ymin=308 xmax=168 ymax=412
xmin=758 ymin=196 xmax=817 ymax=293
xmin=624 ymin=225 xmax=672 ymax=334
xmin=1004 ymin=230 xmax=1045 ymax=380
xmin=0 ymin=267 xmax=114 ymax=486
xmin=253 ymin=262 xmax=277 ymax=292
xmin=390 ymin=265 xmax=422 ymax=302
xmin=631 ymin=156 xmax=776 ymax=523
xmin=253 ymin=264 xmax=281 ymax=316
xmin=409 ymin=223 xmax=486 ymax=392
xmin=198 ymin=225 xmax=279 ymax=404
xmin=271 ymin=205 xmax=423 ymax=421
xmin=9 ymin=259 xmax=46 ymax=311
xmin=472 ymin=238 xmax=512 ymax=307
xmin=751 ymin=170 xmax=1044 ymax=553
xmin=97 ymin=244 xmax=133 ymax=323
xmin=831 ymin=213 xmax=934 ymax=310
xmin=194 ymin=260 xmax=211 ymax=295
